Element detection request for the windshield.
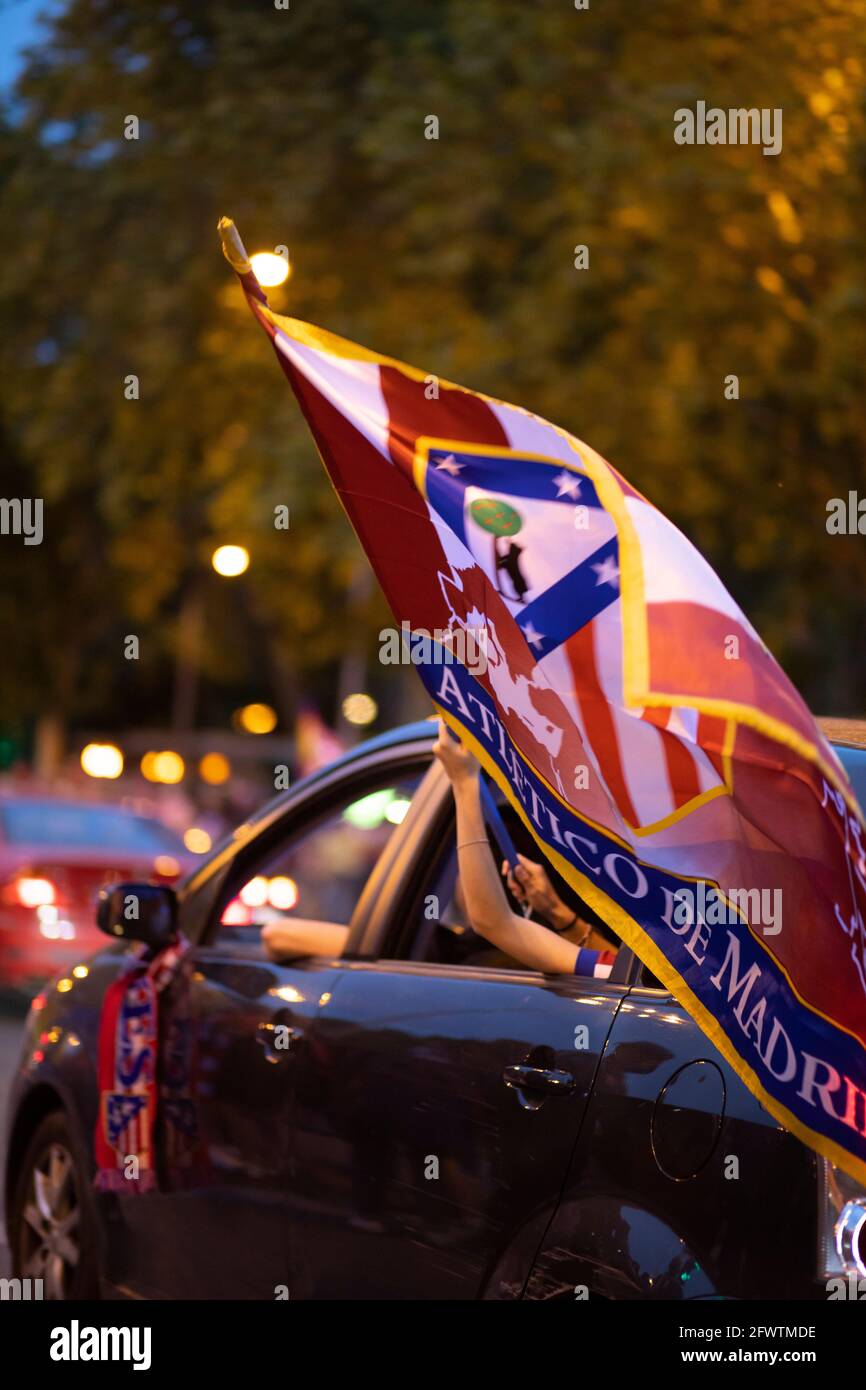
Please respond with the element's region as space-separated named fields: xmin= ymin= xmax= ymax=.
xmin=836 ymin=745 xmax=866 ymax=818
xmin=0 ymin=801 xmax=184 ymax=854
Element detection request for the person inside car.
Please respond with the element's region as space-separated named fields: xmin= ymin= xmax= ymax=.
xmin=431 ymin=721 xmax=618 ymax=978
xmin=262 ymin=720 xmax=618 ymax=978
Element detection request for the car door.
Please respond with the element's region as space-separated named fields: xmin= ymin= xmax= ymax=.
xmin=104 ymin=751 xmax=426 ymax=1300
xmin=286 ymin=766 xmax=631 ymax=1299
xmin=525 ymin=957 xmax=818 ymax=1299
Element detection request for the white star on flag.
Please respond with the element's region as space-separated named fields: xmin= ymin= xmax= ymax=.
xmin=592 ymin=555 xmax=620 ymax=588
xmin=435 ymin=454 xmax=463 ymax=476
xmin=522 ymin=621 xmax=545 ymax=649
xmin=553 ymin=470 xmax=582 ymax=499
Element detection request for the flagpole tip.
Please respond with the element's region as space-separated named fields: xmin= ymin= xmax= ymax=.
xmin=218 ymin=216 xmax=252 ymax=276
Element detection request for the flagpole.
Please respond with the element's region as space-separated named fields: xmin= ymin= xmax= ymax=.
xmin=217 ymin=216 xmax=252 ymax=276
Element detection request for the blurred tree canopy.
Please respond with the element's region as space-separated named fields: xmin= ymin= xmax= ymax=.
xmin=0 ymin=0 xmax=864 ymax=749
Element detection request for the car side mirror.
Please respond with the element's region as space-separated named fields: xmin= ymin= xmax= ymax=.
xmin=97 ymin=882 xmax=178 ymax=952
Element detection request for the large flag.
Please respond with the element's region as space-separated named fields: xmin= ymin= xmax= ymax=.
xmin=220 ymin=218 xmax=866 ymax=1182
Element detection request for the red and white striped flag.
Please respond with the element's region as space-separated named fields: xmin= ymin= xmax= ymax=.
xmin=220 ymin=218 xmax=866 ymax=1183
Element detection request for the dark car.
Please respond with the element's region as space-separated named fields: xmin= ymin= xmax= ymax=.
xmin=4 ymin=721 xmax=866 ymax=1300
xmin=0 ymin=796 xmax=192 ymax=996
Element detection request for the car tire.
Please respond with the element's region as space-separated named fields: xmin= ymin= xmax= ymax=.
xmin=9 ymin=1110 xmax=101 ymax=1300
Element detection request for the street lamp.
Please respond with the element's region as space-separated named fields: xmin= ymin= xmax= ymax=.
xmin=342 ymin=693 xmax=378 ymax=727
xmin=250 ymin=251 xmax=290 ymax=287
xmin=211 ymin=544 xmax=250 ymax=578
xmin=80 ymin=743 xmax=124 ymax=779
xmin=199 ymin=752 xmax=232 ymax=784
xmin=141 ymin=750 xmax=185 ymax=784
xmin=235 ymin=703 xmax=278 ymax=735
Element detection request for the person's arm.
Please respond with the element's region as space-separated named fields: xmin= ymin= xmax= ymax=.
xmin=261 ymin=919 xmax=349 ymax=960
xmin=502 ymin=853 xmax=588 ymax=935
xmin=433 ymin=721 xmax=579 ymax=974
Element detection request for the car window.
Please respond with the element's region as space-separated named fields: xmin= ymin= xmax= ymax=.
xmin=0 ymin=800 xmax=184 ymax=853
xmin=838 ymin=744 xmax=866 ymax=815
xmin=215 ymin=771 xmax=424 ymax=947
xmin=386 ymin=781 xmax=622 ymax=973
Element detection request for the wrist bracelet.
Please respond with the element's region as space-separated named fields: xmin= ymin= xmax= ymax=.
xmin=457 ymin=838 xmax=489 ymax=850
xmin=550 ymin=908 xmax=580 ymax=935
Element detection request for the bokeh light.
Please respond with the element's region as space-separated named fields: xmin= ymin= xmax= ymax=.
xmin=16 ymin=876 xmax=55 ymax=908
xmin=184 ymin=826 xmax=213 ymax=854
xmin=385 ymin=796 xmax=411 ymax=825
xmin=80 ymin=743 xmax=124 ymax=779
xmin=267 ymin=875 xmax=299 ymax=910
xmin=342 ymin=692 xmax=377 ymax=726
xmin=236 ymin=702 xmax=278 ymax=734
xmin=212 ymin=544 xmax=250 ymax=577
xmin=141 ymin=750 xmax=185 ymax=784
xmin=239 ymin=875 xmax=269 ymax=907
xmin=199 ymin=751 xmax=231 ymax=784
xmin=250 ymin=251 xmax=290 ymax=286
xmin=154 ymin=855 xmax=181 ymax=877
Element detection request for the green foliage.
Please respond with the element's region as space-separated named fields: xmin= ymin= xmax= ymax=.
xmin=1 ymin=0 xmax=864 ymax=735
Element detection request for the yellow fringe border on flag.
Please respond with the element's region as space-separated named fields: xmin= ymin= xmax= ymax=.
xmin=436 ymin=700 xmax=866 ymax=1190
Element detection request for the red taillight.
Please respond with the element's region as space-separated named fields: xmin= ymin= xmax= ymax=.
xmin=153 ymin=855 xmax=180 ymax=880
xmin=221 ymin=897 xmax=252 ymax=927
xmin=14 ymin=876 xmax=56 ymax=909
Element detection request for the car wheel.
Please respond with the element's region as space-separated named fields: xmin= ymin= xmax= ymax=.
xmin=9 ymin=1111 xmax=100 ymax=1299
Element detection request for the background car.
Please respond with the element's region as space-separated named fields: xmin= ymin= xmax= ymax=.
xmin=0 ymin=796 xmax=192 ymax=997
xmin=3 ymin=721 xmax=866 ymax=1299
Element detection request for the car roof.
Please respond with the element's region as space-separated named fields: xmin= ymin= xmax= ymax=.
xmin=343 ymin=718 xmax=436 ymax=757
xmin=818 ymin=717 xmax=866 ymax=750
xmin=284 ymin=718 xmax=436 ymax=793
xmin=0 ymin=795 xmax=159 ymax=814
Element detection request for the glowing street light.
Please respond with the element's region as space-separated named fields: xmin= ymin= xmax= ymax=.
xmin=211 ymin=544 xmax=250 ymax=578
xmin=141 ymin=750 xmax=185 ymax=784
xmin=235 ymin=702 xmax=278 ymax=735
xmin=342 ymin=692 xmax=378 ymax=727
xmin=250 ymin=251 xmax=290 ymax=287
xmin=80 ymin=743 xmax=124 ymax=779
xmin=199 ymin=752 xmax=231 ymax=785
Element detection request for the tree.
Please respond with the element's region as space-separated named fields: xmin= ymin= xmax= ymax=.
xmin=0 ymin=0 xmax=863 ymax=751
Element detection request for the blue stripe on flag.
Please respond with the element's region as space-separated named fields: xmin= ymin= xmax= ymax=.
xmin=515 ymin=536 xmax=619 ymax=659
xmin=426 ymin=464 xmax=468 ymax=547
xmin=426 ymin=448 xmax=603 ymax=512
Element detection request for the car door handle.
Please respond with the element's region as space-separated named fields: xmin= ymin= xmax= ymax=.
xmin=502 ymin=1063 xmax=575 ymax=1095
xmin=256 ymin=1012 xmax=297 ymax=1063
